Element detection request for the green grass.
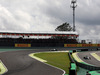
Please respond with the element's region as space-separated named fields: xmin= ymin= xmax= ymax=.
xmin=34 ymin=52 xmax=70 ymax=74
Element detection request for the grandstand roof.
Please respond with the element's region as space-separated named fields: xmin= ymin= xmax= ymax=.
xmin=0 ymin=31 xmax=79 ymax=37
xmin=0 ymin=31 xmax=78 ymax=34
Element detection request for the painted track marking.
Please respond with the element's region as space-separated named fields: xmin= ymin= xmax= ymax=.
xmin=29 ymin=53 xmax=47 ymax=62
xmin=72 ymin=53 xmax=83 ymax=62
xmin=0 ymin=60 xmax=8 ymax=75
xmin=91 ymin=53 xmax=100 ymax=61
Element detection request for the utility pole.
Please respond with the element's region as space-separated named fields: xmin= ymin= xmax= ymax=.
xmin=70 ymin=0 xmax=77 ymax=31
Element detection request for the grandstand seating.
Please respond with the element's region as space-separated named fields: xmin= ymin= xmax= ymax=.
xmin=0 ymin=38 xmax=78 ymax=47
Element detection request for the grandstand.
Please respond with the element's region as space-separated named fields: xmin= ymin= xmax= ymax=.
xmin=0 ymin=31 xmax=79 ymax=47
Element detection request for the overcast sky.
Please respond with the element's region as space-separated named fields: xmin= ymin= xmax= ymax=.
xmin=0 ymin=0 xmax=100 ymax=40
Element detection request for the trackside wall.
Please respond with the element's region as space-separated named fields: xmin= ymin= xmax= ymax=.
xmin=76 ymin=61 xmax=100 ymax=71
xmin=68 ymin=52 xmax=77 ymax=75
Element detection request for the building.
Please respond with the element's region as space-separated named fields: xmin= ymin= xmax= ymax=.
xmin=0 ymin=31 xmax=79 ymax=47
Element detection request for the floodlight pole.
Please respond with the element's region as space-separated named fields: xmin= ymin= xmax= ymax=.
xmin=71 ymin=0 xmax=77 ymax=31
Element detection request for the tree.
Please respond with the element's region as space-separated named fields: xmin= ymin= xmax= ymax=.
xmin=55 ymin=22 xmax=73 ymax=31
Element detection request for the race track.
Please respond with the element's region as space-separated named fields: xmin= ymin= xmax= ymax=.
xmin=77 ymin=51 xmax=100 ymax=67
xmin=0 ymin=49 xmax=64 ymax=75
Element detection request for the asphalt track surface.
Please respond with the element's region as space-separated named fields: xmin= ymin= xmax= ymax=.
xmin=0 ymin=49 xmax=65 ymax=75
xmin=78 ymin=51 xmax=100 ymax=67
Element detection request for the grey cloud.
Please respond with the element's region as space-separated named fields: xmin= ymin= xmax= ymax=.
xmin=38 ymin=0 xmax=72 ymax=24
xmin=0 ymin=0 xmax=100 ymax=39
xmin=76 ymin=0 xmax=100 ymax=25
xmin=0 ymin=4 xmax=31 ymax=31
